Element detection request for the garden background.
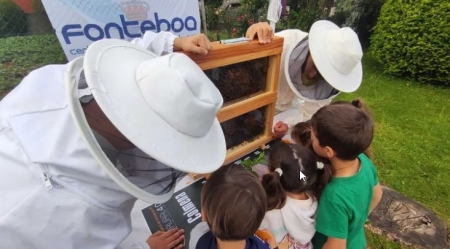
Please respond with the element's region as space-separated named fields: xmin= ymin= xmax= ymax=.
xmin=1 ymin=0 xmax=449 ymax=248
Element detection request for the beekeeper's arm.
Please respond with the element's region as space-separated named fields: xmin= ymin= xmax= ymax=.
xmin=130 ymin=31 xmax=212 ymax=56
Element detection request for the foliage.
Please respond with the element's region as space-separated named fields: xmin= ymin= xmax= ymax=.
xmin=241 ymin=0 xmax=266 ymax=13
xmin=31 ymin=0 xmax=54 ymax=33
xmin=203 ymin=4 xmax=219 ymax=32
xmin=241 ymin=151 xmax=266 ymax=176
xmin=0 ymin=34 xmax=66 ymax=97
xmin=370 ymin=0 xmax=450 ymax=85
xmin=204 ymin=0 xmax=223 ymax=8
xmin=32 ymin=0 xmax=46 ymax=13
xmin=233 ymin=13 xmax=255 ymax=37
xmin=330 ymin=0 xmax=385 ymax=49
xmin=0 ymin=0 xmax=27 ymax=37
xmin=286 ymin=0 xmax=331 ymax=31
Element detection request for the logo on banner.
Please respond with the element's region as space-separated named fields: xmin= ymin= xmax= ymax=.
xmin=62 ymin=0 xmax=198 ymax=45
xmin=121 ymin=0 xmax=149 ymax=21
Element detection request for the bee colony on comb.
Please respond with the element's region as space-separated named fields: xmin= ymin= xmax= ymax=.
xmin=180 ymin=36 xmax=283 ymax=166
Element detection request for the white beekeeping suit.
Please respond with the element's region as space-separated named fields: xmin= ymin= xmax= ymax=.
xmin=0 ymin=31 xmax=226 ymax=249
xmin=273 ymin=20 xmax=363 ymax=126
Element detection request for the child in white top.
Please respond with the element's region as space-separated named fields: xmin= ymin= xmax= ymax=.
xmin=259 ymin=142 xmax=332 ymax=249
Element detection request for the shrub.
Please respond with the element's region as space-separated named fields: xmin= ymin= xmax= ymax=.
xmin=30 ymin=0 xmax=54 ymax=34
xmin=286 ymin=0 xmax=331 ymax=31
xmin=203 ymin=4 xmax=220 ymax=32
xmin=331 ymin=0 xmax=385 ymax=49
xmin=371 ymin=0 xmax=450 ymax=85
xmin=0 ymin=0 xmax=27 ymax=37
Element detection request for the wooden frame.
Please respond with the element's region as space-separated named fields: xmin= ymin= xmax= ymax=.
xmin=180 ymin=37 xmax=283 ymax=166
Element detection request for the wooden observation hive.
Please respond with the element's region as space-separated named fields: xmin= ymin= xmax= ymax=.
xmin=181 ymin=37 xmax=283 ymax=165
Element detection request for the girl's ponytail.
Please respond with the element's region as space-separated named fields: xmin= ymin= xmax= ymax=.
xmin=261 ymin=169 xmax=286 ymax=211
xmin=312 ymin=161 xmax=333 ymax=200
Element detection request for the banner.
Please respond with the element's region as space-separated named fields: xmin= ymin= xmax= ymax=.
xmin=42 ymin=0 xmax=201 ymax=61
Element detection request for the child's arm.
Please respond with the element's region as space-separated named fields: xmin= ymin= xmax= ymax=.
xmin=369 ymin=183 xmax=383 ymax=214
xmin=322 ymin=237 xmax=346 ymax=249
xmin=315 ymin=199 xmax=349 ymax=249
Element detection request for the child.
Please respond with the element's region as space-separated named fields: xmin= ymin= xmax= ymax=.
xmin=290 ymin=120 xmax=312 ymax=149
xmin=189 ymin=164 xmax=278 ymax=249
xmin=259 ymin=142 xmax=332 ymax=249
xmin=284 ymin=99 xmax=373 ymax=158
xmin=310 ymin=104 xmax=383 ymax=249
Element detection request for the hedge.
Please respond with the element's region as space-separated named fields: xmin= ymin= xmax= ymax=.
xmin=371 ymin=0 xmax=450 ymax=85
xmin=0 ymin=0 xmax=27 ymax=37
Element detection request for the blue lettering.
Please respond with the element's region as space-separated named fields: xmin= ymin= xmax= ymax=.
xmin=84 ymin=24 xmax=104 ymax=41
xmin=171 ymin=17 xmax=184 ymax=33
xmin=62 ymin=24 xmax=83 ymax=44
xmin=105 ymin=22 xmax=124 ymax=39
xmin=70 ymin=46 xmax=88 ymax=55
xmin=185 ymin=16 xmax=197 ymax=30
xmin=120 ymin=15 xmax=140 ymax=38
xmin=140 ymin=20 xmax=156 ymax=33
xmin=62 ymin=14 xmax=198 ymax=44
xmin=155 ymin=13 xmax=170 ymax=32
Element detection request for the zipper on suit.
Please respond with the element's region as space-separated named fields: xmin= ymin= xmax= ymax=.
xmin=39 ymin=166 xmax=53 ymax=190
xmin=38 ymin=165 xmax=117 ymax=211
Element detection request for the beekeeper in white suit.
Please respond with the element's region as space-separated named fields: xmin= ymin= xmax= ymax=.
xmin=0 ymin=31 xmax=226 ymax=249
xmin=246 ymin=20 xmax=364 ymax=138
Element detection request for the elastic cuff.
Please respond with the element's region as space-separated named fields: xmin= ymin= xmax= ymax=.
xmin=165 ymin=32 xmax=178 ymax=53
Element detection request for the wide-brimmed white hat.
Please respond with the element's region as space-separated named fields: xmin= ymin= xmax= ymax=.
xmin=309 ymin=20 xmax=363 ymax=93
xmin=66 ymin=38 xmax=226 ymax=203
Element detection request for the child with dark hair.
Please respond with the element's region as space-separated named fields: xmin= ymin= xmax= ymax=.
xmin=189 ymin=164 xmax=278 ymax=249
xmin=310 ymin=104 xmax=383 ymax=249
xmin=259 ymin=142 xmax=332 ymax=249
xmin=290 ymin=120 xmax=312 ymax=149
xmin=287 ymin=99 xmax=373 ymax=158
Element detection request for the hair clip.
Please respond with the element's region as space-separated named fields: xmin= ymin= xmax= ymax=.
xmin=275 ymin=168 xmax=283 ymax=177
xmin=317 ymin=162 xmax=324 ymax=169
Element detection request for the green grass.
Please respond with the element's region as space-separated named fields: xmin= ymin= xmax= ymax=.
xmin=0 ymin=34 xmax=66 ymax=97
xmin=365 ymin=230 xmax=403 ymax=249
xmin=336 ymin=56 xmax=450 ymax=248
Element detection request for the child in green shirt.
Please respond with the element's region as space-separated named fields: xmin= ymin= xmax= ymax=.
xmin=309 ymin=104 xmax=383 ymax=249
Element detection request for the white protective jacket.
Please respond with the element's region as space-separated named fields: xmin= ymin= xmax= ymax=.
xmin=274 ymin=29 xmax=338 ymax=124
xmin=0 ymin=31 xmax=178 ymax=249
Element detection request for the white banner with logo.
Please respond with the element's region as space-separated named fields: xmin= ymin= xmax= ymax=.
xmin=42 ymin=0 xmax=201 ymax=61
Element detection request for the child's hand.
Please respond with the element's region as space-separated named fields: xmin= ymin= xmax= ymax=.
xmin=273 ymin=121 xmax=289 ymax=138
xmin=173 ymin=34 xmax=212 ymax=55
xmin=146 ymin=229 xmax=184 ymax=249
xmin=245 ymin=22 xmax=274 ymax=44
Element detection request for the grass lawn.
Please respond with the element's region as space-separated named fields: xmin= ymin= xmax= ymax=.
xmin=0 ymin=35 xmax=448 ymax=248
xmin=336 ymin=56 xmax=450 ymax=248
xmin=0 ymin=34 xmax=66 ymax=98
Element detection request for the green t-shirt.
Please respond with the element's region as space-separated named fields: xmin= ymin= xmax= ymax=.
xmin=312 ymin=154 xmax=379 ymax=249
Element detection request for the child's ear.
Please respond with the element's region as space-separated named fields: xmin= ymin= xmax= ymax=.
xmin=201 ymin=209 xmax=206 ymax=222
xmin=325 ymin=146 xmax=335 ymax=158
